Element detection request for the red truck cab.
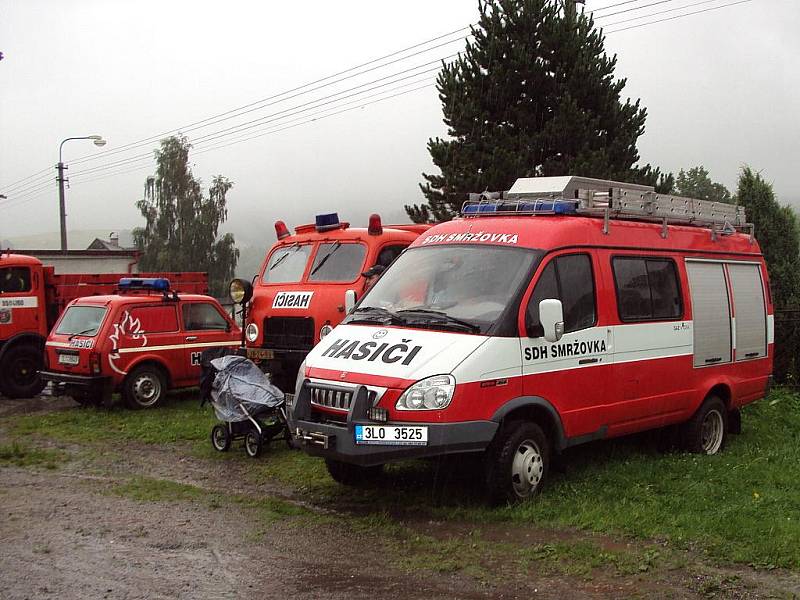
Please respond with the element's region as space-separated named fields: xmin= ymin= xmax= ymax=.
xmin=243 ymin=213 xmax=429 ymax=391
xmin=40 ymin=278 xmax=240 ymax=408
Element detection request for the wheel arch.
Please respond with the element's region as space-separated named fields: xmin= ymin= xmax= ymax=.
xmin=0 ymin=332 xmax=46 ymax=364
xmin=490 ymin=396 xmax=568 ymax=452
xmin=125 ymin=357 xmax=172 ymax=389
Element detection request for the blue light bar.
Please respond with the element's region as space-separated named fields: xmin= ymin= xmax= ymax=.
xmin=461 ymin=199 xmax=579 ymax=216
xmin=315 ymin=213 xmax=340 ymax=231
xmin=118 ymin=277 xmax=171 ymax=291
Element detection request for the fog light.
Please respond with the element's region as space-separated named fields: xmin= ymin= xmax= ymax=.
xmin=367 ymin=407 xmax=388 ymax=422
xmin=246 ymin=323 xmax=259 ymax=342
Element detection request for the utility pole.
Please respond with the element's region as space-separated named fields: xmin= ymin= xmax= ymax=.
xmin=56 ymin=161 xmax=68 ymax=253
xmin=56 ymin=135 xmax=107 ymax=254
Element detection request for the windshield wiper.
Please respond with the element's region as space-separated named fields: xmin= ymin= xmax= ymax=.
xmin=396 ymin=308 xmax=481 ymax=334
xmin=269 ymin=242 xmax=299 ymax=271
xmin=69 ymin=328 xmax=96 ymax=340
xmin=347 ymin=305 xmax=405 ymax=325
xmin=309 ymin=241 xmax=342 ymax=277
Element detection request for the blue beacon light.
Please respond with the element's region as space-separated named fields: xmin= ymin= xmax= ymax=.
xmin=118 ymin=278 xmax=171 ymax=291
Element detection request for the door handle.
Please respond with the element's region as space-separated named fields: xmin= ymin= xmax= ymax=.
xmin=579 ymin=358 xmax=599 ymax=365
xmin=186 ymin=336 xmax=198 ymax=341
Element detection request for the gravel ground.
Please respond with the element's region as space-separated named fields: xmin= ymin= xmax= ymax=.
xmin=2 ymin=396 xmax=799 ymax=599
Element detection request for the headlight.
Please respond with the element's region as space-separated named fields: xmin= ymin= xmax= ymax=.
xmin=319 ymin=324 xmax=333 ymax=339
xmin=245 ymin=323 xmax=259 ymax=342
xmin=396 ymin=374 xmax=455 ymax=411
xmin=229 ymin=278 xmax=253 ymax=304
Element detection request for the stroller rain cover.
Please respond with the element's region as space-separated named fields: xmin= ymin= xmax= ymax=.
xmin=209 ymin=355 xmax=285 ymax=422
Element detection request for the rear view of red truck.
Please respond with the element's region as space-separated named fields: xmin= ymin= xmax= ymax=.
xmin=0 ymin=252 xmax=207 ymax=399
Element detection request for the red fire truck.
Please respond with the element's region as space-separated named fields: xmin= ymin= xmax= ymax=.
xmin=288 ymin=176 xmax=773 ymax=503
xmin=40 ymin=278 xmax=240 ymax=408
xmin=235 ymin=213 xmax=430 ymax=392
xmin=0 ymin=252 xmax=207 ymax=399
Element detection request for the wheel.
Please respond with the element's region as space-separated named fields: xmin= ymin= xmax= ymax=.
xmin=325 ymin=459 xmax=383 ymax=486
xmin=681 ymin=395 xmax=728 ymax=455
xmin=0 ymin=343 xmax=45 ymax=399
xmin=244 ymin=431 xmax=263 ymax=458
xmin=484 ymin=421 xmax=550 ymax=505
xmin=123 ymin=365 xmax=166 ymax=409
xmin=211 ymin=425 xmax=231 ymax=452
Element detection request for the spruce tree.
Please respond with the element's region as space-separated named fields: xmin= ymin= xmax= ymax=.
xmin=133 ymin=135 xmax=239 ymax=297
xmin=408 ymin=0 xmax=670 ymax=222
xmin=735 ymin=167 xmax=800 ymax=308
xmin=674 ymin=166 xmax=731 ymax=203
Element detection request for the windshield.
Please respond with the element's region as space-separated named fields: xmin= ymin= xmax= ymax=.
xmin=309 ymin=242 xmax=367 ymax=282
xmin=348 ymin=245 xmax=540 ymax=334
xmin=262 ymin=244 xmax=312 ymax=284
xmin=55 ymin=305 xmax=107 ymax=337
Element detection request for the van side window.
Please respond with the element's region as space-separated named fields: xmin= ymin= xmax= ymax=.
xmin=183 ymin=303 xmax=228 ymax=331
xmin=526 ymin=254 xmax=596 ymax=336
xmin=0 ymin=267 xmax=31 ymax=293
xmin=613 ymin=257 xmax=682 ymax=321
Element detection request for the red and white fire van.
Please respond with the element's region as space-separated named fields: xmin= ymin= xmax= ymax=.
xmin=288 ymin=176 xmax=774 ymax=503
xmin=40 ymin=278 xmax=240 ymax=408
xmin=239 ymin=213 xmax=430 ymax=391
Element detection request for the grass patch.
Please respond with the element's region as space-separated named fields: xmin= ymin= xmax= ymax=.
xmin=109 ymin=475 xmax=313 ymax=525
xmin=252 ymin=389 xmax=800 ymax=570
xmin=11 ymin=397 xmax=216 ymax=445
xmin=0 ymin=441 xmax=65 ymax=469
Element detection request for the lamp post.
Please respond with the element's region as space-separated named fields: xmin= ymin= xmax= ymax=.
xmin=57 ymin=135 xmax=106 ymax=253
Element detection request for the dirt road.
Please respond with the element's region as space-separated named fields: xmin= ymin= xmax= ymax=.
xmin=2 ymin=397 xmax=798 ymax=599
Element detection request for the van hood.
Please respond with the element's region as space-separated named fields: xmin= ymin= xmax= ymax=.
xmin=305 ymin=323 xmax=488 ymax=383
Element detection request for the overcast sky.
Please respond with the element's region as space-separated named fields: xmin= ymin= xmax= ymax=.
xmin=1 ymin=0 xmax=798 ymax=253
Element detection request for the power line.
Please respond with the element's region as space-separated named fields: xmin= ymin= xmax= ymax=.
xmin=602 ymin=0 xmax=721 ymax=27
xmin=605 ymin=0 xmax=755 ymax=32
xmin=0 ymin=0 xmax=658 ymax=192
xmin=6 ymin=82 xmax=437 ymax=208
xmin=1 ymin=0 xmax=758 ymax=203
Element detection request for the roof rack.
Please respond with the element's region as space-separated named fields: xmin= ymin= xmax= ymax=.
xmin=461 ymin=176 xmax=752 ymax=241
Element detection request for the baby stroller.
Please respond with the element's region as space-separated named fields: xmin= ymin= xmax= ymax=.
xmin=203 ymin=354 xmax=288 ymax=458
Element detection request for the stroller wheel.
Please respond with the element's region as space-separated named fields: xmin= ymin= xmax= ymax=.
xmin=244 ymin=431 xmax=263 ymax=458
xmin=211 ymin=425 xmax=231 ymax=452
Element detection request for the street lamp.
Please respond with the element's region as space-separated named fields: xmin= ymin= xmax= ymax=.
xmin=57 ymin=135 xmax=107 ymax=253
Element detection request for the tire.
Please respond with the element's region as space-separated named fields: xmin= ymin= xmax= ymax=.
xmin=484 ymin=421 xmax=550 ymax=505
xmin=123 ymin=365 xmax=166 ymax=409
xmin=0 ymin=344 xmax=45 ymax=399
xmin=211 ymin=425 xmax=231 ymax=452
xmin=325 ymin=459 xmax=383 ymax=486
xmin=244 ymin=431 xmax=263 ymax=458
xmin=681 ymin=395 xmax=728 ymax=455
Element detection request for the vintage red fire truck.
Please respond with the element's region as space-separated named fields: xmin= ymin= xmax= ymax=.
xmin=288 ymin=176 xmax=773 ymax=503
xmin=0 ymin=252 xmax=208 ymax=399
xmin=39 ymin=278 xmax=240 ymax=408
xmin=237 ymin=213 xmax=429 ymax=391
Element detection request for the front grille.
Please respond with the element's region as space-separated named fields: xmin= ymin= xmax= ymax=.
xmin=263 ymin=316 xmax=314 ymax=351
xmin=309 ymin=384 xmax=377 ymax=412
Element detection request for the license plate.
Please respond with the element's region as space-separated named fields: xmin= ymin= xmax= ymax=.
xmin=247 ymin=348 xmax=275 ymax=360
xmin=355 ymin=425 xmax=428 ymax=446
xmin=58 ymin=354 xmax=79 ymax=366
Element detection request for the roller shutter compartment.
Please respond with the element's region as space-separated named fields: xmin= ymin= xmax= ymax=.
xmin=727 ymin=263 xmax=767 ymax=361
xmin=686 ymin=261 xmax=731 ymax=367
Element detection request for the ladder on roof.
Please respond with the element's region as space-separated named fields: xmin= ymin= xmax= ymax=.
xmin=463 ymin=176 xmax=753 ymax=241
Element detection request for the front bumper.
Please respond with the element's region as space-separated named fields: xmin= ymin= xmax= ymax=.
xmin=39 ymin=371 xmax=111 ymax=396
xmin=288 ymin=379 xmax=498 ymax=467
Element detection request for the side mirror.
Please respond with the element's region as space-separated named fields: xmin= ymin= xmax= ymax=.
xmin=344 ymin=289 xmax=357 ymax=314
xmin=539 ymin=299 xmax=564 ymax=343
xmin=361 ymin=264 xmax=386 ymax=278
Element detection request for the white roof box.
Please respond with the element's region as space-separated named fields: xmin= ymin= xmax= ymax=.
xmin=507 ymin=175 xmax=653 ymax=199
